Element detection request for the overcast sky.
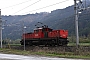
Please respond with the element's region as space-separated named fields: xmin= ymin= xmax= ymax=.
xmin=0 ymin=0 xmax=74 ymax=15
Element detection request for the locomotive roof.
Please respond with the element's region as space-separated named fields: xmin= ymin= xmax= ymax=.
xmin=34 ymin=28 xmax=42 ymax=30
xmin=34 ymin=27 xmax=52 ymax=30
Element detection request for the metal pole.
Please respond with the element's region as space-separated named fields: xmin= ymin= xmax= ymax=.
xmin=74 ymin=0 xmax=79 ymax=48
xmin=24 ymin=28 xmax=25 ymax=51
xmin=22 ymin=21 xmax=25 ymax=51
xmin=22 ymin=22 xmax=26 ymax=51
xmin=21 ymin=21 xmax=25 ymax=51
xmin=0 ymin=9 xmax=2 ymax=48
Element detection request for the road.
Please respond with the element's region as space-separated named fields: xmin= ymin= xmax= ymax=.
xmin=0 ymin=53 xmax=87 ymax=60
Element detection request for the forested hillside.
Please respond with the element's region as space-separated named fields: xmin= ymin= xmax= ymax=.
xmin=2 ymin=0 xmax=90 ymax=40
xmin=2 ymin=12 xmax=49 ymax=39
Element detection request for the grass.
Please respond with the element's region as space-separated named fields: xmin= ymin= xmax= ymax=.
xmin=0 ymin=48 xmax=90 ymax=59
xmin=0 ymin=48 xmax=31 ymax=55
xmin=6 ymin=44 xmax=21 ymax=46
xmin=68 ymin=43 xmax=90 ymax=46
xmin=80 ymin=43 xmax=90 ymax=46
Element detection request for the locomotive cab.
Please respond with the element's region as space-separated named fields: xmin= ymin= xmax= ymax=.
xmin=34 ymin=26 xmax=52 ymax=33
xmin=42 ymin=27 xmax=52 ymax=38
xmin=34 ymin=25 xmax=53 ymax=38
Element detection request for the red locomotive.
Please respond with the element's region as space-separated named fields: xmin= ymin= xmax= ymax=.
xmin=20 ymin=22 xmax=69 ymax=46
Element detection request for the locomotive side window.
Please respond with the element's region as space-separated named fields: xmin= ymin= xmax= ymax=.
xmin=34 ymin=30 xmax=39 ymax=33
xmin=38 ymin=28 xmax=43 ymax=32
xmin=34 ymin=28 xmax=43 ymax=33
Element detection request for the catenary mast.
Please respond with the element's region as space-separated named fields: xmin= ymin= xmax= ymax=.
xmin=74 ymin=0 xmax=79 ymax=48
xmin=0 ymin=9 xmax=2 ymax=48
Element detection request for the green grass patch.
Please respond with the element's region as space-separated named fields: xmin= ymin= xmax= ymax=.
xmin=68 ymin=43 xmax=90 ymax=46
xmin=0 ymin=48 xmax=30 ymax=55
xmin=6 ymin=44 xmax=21 ymax=46
xmin=32 ymin=51 xmax=90 ymax=59
xmin=0 ymin=48 xmax=90 ymax=59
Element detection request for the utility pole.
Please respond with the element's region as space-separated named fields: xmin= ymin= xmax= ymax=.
xmin=24 ymin=26 xmax=26 ymax=51
xmin=74 ymin=0 xmax=90 ymax=48
xmin=22 ymin=21 xmax=26 ymax=51
xmin=74 ymin=0 xmax=79 ymax=48
xmin=0 ymin=9 xmax=2 ymax=48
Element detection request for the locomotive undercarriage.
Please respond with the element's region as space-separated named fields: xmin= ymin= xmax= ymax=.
xmin=20 ymin=38 xmax=68 ymax=46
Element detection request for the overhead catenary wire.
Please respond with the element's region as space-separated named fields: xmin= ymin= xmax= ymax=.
xmin=13 ymin=0 xmax=41 ymax=15
xmin=1 ymin=0 xmax=71 ymax=15
xmin=17 ymin=0 xmax=70 ymax=15
xmin=2 ymin=0 xmax=32 ymax=9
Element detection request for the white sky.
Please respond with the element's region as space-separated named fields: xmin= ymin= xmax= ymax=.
xmin=0 ymin=0 xmax=74 ymax=15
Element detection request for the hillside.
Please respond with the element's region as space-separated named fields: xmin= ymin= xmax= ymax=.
xmin=2 ymin=0 xmax=90 ymax=40
xmin=41 ymin=6 xmax=74 ymax=29
xmin=2 ymin=12 xmax=49 ymax=39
